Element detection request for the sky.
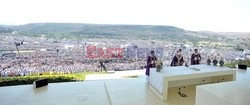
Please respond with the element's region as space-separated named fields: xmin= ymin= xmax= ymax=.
xmin=0 ymin=0 xmax=249 ymax=32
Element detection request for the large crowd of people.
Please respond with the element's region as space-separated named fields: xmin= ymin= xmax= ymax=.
xmin=0 ymin=35 xmax=244 ymax=77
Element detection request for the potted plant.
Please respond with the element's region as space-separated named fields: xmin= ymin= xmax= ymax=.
xmin=156 ymin=59 xmax=163 ymax=72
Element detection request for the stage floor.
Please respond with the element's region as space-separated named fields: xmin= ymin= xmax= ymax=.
xmin=0 ymin=68 xmax=249 ymax=105
xmin=0 ymin=78 xmax=196 ymax=105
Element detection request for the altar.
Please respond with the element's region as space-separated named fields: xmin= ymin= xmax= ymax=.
xmin=149 ymin=64 xmax=236 ymax=101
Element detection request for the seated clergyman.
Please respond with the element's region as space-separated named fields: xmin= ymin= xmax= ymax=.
xmin=171 ymin=51 xmax=184 ymax=66
xmin=191 ymin=49 xmax=201 ymax=65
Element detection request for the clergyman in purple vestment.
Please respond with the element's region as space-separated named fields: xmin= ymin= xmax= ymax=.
xmin=171 ymin=51 xmax=184 ymax=66
xmin=191 ymin=49 xmax=201 ymax=65
xmin=146 ymin=51 xmax=157 ymax=76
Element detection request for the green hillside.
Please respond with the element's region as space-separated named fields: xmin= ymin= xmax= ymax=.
xmin=10 ymin=23 xmax=199 ymax=42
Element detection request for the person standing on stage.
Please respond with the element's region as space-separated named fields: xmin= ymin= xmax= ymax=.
xmin=191 ymin=49 xmax=201 ymax=65
xmin=100 ymin=60 xmax=107 ymax=72
xmin=171 ymin=51 xmax=184 ymax=66
xmin=145 ymin=51 xmax=157 ymax=81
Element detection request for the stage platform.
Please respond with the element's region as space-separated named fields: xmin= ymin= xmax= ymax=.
xmin=0 ymin=67 xmax=249 ymax=105
xmin=0 ymin=78 xmax=196 ymax=105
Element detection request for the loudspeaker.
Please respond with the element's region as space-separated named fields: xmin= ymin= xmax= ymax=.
xmin=238 ymin=64 xmax=247 ymax=70
xmin=33 ymin=78 xmax=48 ymax=88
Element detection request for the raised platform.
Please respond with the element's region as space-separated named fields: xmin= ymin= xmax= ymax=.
xmin=196 ymin=68 xmax=250 ymax=105
xmin=196 ymin=81 xmax=250 ymax=105
xmin=0 ymin=67 xmax=249 ymax=105
xmin=0 ymin=78 xmax=196 ymax=105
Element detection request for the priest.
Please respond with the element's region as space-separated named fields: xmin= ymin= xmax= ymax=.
xmin=191 ymin=49 xmax=201 ymax=65
xmin=171 ymin=51 xmax=184 ymax=66
xmin=146 ymin=51 xmax=157 ymax=81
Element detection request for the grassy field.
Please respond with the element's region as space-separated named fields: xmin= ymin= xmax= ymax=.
xmin=224 ymin=61 xmax=250 ymax=68
xmin=0 ymin=72 xmax=107 ymax=87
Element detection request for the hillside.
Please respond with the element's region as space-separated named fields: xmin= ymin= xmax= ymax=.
xmin=8 ymin=23 xmax=202 ymax=42
xmin=0 ymin=26 xmax=12 ymax=33
xmin=2 ymin=23 xmax=249 ymax=49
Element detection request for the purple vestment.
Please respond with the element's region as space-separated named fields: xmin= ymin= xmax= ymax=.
xmin=145 ymin=56 xmax=157 ymax=76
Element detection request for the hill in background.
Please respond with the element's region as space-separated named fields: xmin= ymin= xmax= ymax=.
xmin=0 ymin=23 xmax=249 ymax=49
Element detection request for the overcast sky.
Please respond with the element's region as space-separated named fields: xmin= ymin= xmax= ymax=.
xmin=0 ymin=0 xmax=249 ymax=32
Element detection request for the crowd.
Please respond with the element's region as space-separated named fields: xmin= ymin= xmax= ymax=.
xmin=0 ymin=35 xmax=244 ymax=77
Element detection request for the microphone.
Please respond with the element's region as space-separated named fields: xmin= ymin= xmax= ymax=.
xmin=178 ymin=86 xmax=187 ymax=97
